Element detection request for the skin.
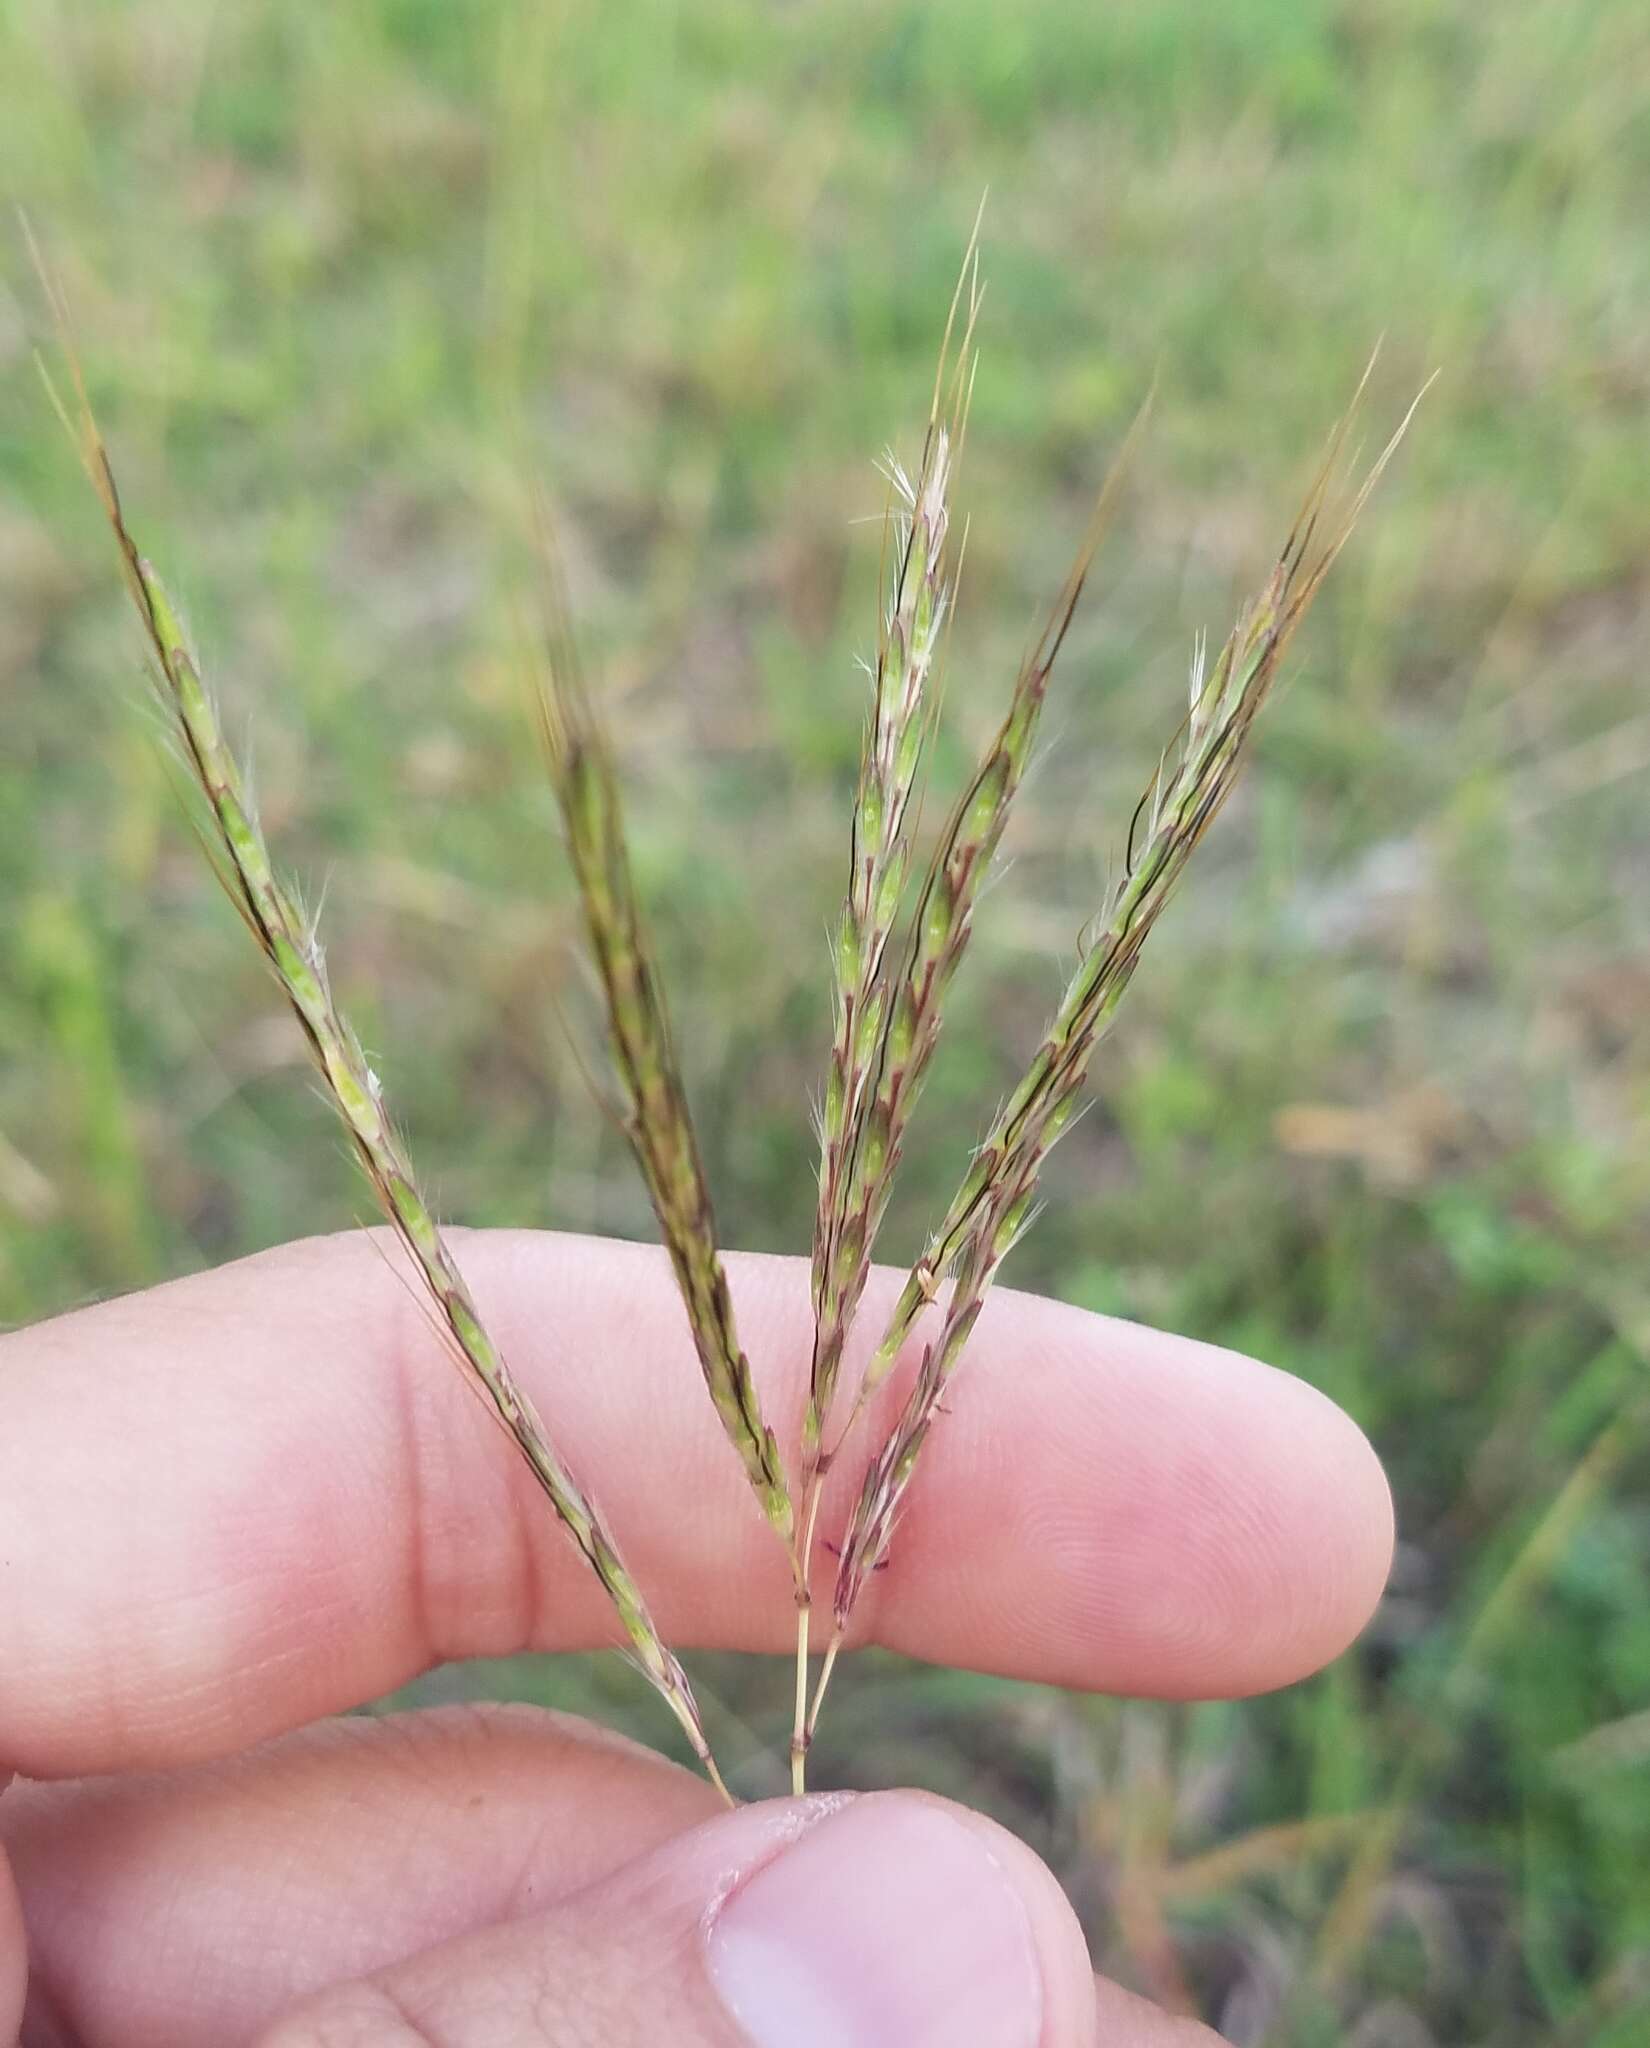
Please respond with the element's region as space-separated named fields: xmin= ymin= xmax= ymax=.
xmin=0 ymin=1230 xmax=1394 ymax=2045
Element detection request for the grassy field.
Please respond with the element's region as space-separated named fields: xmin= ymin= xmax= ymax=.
xmin=4 ymin=0 xmax=1648 ymax=2038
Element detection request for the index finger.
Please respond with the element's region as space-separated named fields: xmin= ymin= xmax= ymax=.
xmin=0 ymin=1230 xmax=1391 ymax=1776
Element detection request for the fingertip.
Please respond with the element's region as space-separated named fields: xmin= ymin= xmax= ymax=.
xmin=1182 ymin=1364 xmax=1391 ymax=1702
xmin=903 ymin=1794 xmax=1102 ymax=2047
xmin=1258 ymin=1363 xmax=1395 ymax=1680
xmin=1090 ymin=1974 xmax=1225 ymax=2044
xmin=946 ymin=1298 xmax=1395 ymax=1699
xmin=1187 ymin=1346 xmax=1393 ymax=1690
xmin=701 ymin=1791 xmax=1098 ymax=2048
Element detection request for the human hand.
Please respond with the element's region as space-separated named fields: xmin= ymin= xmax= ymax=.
xmin=0 ymin=1230 xmax=1391 ymax=2045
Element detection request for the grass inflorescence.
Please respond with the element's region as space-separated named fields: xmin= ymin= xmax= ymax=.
xmin=535 ymin=571 xmax=794 ymax=1554
xmin=51 ymin=230 xmax=1421 ymax=1804
xmin=35 ymin=262 xmax=729 ymax=1802
xmin=815 ymin=370 xmax=1431 ymax=1717
xmin=805 ymin=283 xmax=967 ymax=1472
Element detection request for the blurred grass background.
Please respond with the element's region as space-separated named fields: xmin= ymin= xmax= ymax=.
xmin=3 ymin=0 xmax=1648 ymax=2038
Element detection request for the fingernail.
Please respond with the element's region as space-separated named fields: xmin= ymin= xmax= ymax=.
xmin=706 ymin=1795 xmax=1043 ymax=2048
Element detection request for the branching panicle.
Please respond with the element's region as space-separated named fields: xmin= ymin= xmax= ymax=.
xmin=817 ymin=377 xmax=1427 ymax=1658
xmin=48 ymin=200 xmax=1423 ymax=1801
xmin=811 ymin=400 xmax=1148 ymax=1471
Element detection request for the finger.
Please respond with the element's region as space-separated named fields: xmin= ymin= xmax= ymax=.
xmin=0 ymin=1231 xmax=1392 ymax=1774
xmin=3 ymin=1705 xmax=720 ymax=2048
xmin=4 ymin=1723 xmax=1220 ymax=2048
xmin=0 ymin=1788 xmax=23 ymax=2048
xmin=1090 ymin=1977 xmax=1222 ymax=2045
xmin=260 ymin=1789 xmax=1103 ymax=2048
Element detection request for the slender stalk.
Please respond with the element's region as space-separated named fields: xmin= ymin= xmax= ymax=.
xmin=535 ymin=586 xmax=794 ymax=1552
xmin=44 ymin=361 xmax=732 ymax=1795
xmin=807 ymin=1631 xmax=843 ymax=1741
xmin=791 ymin=1581 xmax=812 ymax=1797
xmin=786 ymin=1462 xmax=833 ymax=1792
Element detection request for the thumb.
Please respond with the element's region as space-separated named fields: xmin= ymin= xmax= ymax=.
xmin=260 ymin=1789 xmax=1103 ymax=2047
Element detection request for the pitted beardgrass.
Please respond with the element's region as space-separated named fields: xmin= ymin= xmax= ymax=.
xmin=51 ymin=217 xmax=1423 ymax=1800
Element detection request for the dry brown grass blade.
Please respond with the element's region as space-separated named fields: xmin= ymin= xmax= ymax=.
xmin=1155 ymin=1810 xmax=1388 ymax=1902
